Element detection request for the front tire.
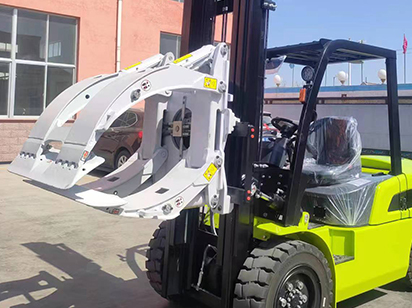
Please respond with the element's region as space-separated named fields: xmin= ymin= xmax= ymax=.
xmin=234 ymin=240 xmax=333 ymax=308
xmin=146 ymin=221 xmax=185 ymax=302
xmin=146 ymin=221 xmax=167 ymax=296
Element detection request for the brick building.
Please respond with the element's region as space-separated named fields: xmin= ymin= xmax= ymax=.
xmin=0 ymin=0 xmax=230 ymax=162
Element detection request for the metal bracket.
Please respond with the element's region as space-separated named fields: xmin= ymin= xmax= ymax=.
xmin=262 ymin=0 xmax=277 ymax=11
xmin=232 ymin=122 xmax=253 ymax=138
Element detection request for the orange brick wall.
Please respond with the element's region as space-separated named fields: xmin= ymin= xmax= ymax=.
xmin=0 ymin=121 xmax=35 ymax=162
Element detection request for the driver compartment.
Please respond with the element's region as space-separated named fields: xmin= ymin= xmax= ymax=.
xmin=256 ymin=115 xmax=394 ymax=227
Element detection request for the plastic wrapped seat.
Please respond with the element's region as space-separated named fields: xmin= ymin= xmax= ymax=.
xmin=303 ymin=117 xmax=362 ymax=186
xmin=303 ymin=174 xmax=390 ymax=226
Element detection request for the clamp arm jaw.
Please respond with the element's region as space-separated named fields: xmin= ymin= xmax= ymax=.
xmin=9 ymin=43 xmax=238 ymax=219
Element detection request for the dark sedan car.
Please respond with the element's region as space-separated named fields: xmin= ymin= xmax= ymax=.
xmin=93 ymin=108 xmax=144 ymax=170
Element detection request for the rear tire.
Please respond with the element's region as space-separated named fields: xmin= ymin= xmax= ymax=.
xmin=115 ymin=149 xmax=130 ymax=169
xmin=234 ymin=240 xmax=333 ymax=308
xmin=407 ymin=248 xmax=412 ymax=286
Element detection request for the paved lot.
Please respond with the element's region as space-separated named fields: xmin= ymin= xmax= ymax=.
xmin=0 ymin=164 xmax=411 ymax=308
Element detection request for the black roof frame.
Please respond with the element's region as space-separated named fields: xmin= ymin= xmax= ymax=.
xmin=266 ymin=39 xmax=402 ymax=226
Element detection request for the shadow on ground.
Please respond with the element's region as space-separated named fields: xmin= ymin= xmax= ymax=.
xmin=1 ymin=242 xmax=409 ymax=308
xmin=338 ymin=278 xmax=412 ymax=308
xmin=0 ymin=243 xmax=181 ymax=308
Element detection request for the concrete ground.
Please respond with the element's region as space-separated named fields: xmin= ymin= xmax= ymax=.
xmin=0 ymin=164 xmax=411 ymax=308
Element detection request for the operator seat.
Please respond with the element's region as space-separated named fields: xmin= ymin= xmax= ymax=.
xmin=303 ymin=117 xmax=362 ymax=186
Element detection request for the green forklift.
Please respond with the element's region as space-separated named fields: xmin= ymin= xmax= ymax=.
xmin=9 ymin=0 xmax=412 ymax=307
xmin=145 ymin=2 xmax=412 ymax=308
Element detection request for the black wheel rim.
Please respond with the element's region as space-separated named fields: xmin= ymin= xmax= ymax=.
xmin=275 ymin=266 xmax=321 ymax=308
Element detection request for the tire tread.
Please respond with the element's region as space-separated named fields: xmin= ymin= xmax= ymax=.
xmin=233 ymin=240 xmax=334 ymax=308
xmin=146 ymin=222 xmax=167 ymax=297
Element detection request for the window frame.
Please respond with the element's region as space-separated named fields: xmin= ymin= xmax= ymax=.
xmin=110 ymin=111 xmax=138 ymax=129
xmin=160 ymin=32 xmax=181 ymax=59
xmin=0 ymin=61 xmax=11 ymax=116
xmin=0 ymin=6 xmax=78 ymax=119
xmin=126 ymin=111 xmax=138 ymax=127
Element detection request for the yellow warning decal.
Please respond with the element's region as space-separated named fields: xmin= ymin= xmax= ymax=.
xmin=124 ymin=61 xmax=142 ymax=70
xmin=204 ymin=77 xmax=217 ymax=90
xmin=204 ymin=163 xmax=218 ymax=182
xmin=173 ymin=54 xmax=192 ymax=64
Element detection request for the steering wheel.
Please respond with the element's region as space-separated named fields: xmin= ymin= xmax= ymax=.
xmin=271 ymin=117 xmax=299 ymax=138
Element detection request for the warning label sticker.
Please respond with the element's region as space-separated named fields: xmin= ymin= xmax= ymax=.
xmin=81 ymin=150 xmax=89 ymax=161
xmin=173 ymin=54 xmax=192 ymax=64
xmin=141 ymin=79 xmax=151 ymax=91
xmin=124 ymin=61 xmax=142 ymax=70
xmin=204 ymin=77 xmax=217 ymax=90
xmin=175 ymin=196 xmax=184 ymax=208
xmin=203 ymin=163 xmax=218 ymax=182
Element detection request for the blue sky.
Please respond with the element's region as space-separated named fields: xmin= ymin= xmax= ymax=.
xmin=266 ymin=0 xmax=411 ymax=87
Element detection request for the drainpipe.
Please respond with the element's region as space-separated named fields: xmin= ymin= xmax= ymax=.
xmin=116 ymin=0 xmax=123 ymax=71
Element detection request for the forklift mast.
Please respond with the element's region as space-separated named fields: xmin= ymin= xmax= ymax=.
xmin=161 ymin=0 xmax=275 ymax=306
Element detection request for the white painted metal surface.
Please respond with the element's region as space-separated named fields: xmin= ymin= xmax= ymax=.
xmin=9 ymin=43 xmax=238 ymax=220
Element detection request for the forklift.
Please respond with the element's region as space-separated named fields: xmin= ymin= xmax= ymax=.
xmin=8 ymin=0 xmax=412 ymax=307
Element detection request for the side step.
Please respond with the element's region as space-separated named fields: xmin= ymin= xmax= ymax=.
xmin=334 ymin=254 xmax=354 ymax=265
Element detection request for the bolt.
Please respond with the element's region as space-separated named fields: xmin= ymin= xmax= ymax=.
xmin=218 ymin=81 xmax=227 ymax=93
xmin=210 ymin=195 xmax=218 ymax=209
xmin=301 ymin=295 xmax=308 ymax=303
xmin=286 ymin=282 xmax=293 ymax=292
xmin=162 ymin=204 xmax=173 ymax=215
xmin=130 ymin=89 xmax=141 ymax=102
xmin=214 ymin=156 xmax=223 ymax=167
xmin=220 ymin=45 xmax=228 ymax=56
xmin=287 ymin=297 xmax=292 ymax=302
xmin=217 ymin=205 xmax=222 ymax=211
xmin=279 ymin=298 xmax=287 ymax=307
xmin=297 ymin=281 xmax=304 ymax=290
xmin=296 ymin=305 xmax=301 ymax=308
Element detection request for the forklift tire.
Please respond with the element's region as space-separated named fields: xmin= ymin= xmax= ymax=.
xmin=146 ymin=221 xmax=168 ymax=297
xmin=407 ymin=248 xmax=412 ymax=287
xmin=146 ymin=221 xmax=183 ymax=302
xmin=234 ymin=240 xmax=333 ymax=308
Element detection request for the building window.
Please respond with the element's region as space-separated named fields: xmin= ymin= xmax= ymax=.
xmin=160 ymin=33 xmax=181 ymax=58
xmin=0 ymin=6 xmax=77 ymax=117
xmin=171 ymin=0 xmax=184 ymax=3
xmin=0 ymin=62 xmax=9 ymax=115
